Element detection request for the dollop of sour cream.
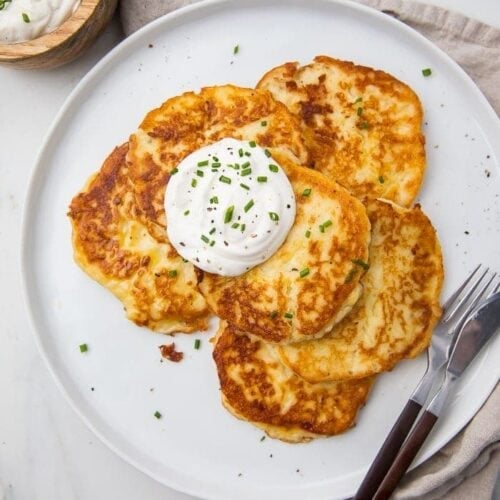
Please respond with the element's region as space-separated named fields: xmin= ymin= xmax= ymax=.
xmin=0 ymin=0 xmax=80 ymax=44
xmin=165 ymin=138 xmax=296 ymax=277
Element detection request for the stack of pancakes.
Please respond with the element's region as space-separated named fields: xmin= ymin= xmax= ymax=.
xmin=69 ymin=56 xmax=444 ymax=442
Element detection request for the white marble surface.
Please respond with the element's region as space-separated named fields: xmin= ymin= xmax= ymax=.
xmin=0 ymin=1 xmax=499 ymax=499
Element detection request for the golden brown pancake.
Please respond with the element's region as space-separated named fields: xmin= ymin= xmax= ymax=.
xmin=213 ymin=321 xmax=374 ymax=443
xmin=68 ymin=144 xmax=210 ymax=334
xmin=199 ymin=152 xmax=371 ymax=344
xmin=126 ymin=85 xmax=310 ymax=240
xmin=257 ymin=56 xmax=425 ymax=207
xmin=279 ymin=199 xmax=443 ymax=382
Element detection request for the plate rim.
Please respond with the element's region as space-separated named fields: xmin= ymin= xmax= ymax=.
xmin=20 ymin=0 xmax=500 ymax=499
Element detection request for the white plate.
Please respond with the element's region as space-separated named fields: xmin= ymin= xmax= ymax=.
xmin=22 ymin=1 xmax=500 ymax=499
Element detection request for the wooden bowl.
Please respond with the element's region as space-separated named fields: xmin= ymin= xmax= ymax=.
xmin=0 ymin=0 xmax=118 ymax=69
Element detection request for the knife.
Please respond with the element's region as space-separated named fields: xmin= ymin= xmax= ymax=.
xmin=373 ymin=291 xmax=500 ymax=500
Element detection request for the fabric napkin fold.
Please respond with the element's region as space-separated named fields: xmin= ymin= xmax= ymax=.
xmin=119 ymin=0 xmax=500 ymax=498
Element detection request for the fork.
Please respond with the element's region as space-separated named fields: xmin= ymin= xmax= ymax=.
xmin=354 ymin=264 xmax=499 ymax=500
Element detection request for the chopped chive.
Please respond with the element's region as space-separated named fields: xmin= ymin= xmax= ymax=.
xmin=379 ymin=175 xmax=385 ymax=184
xmin=22 ymin=12 xmax=30 ymax=22
xmin=234 ymin=163 xmax=241 ymax=169
xmin=194 ymin=339 xmax=201 ymax=350
xmin=241 ymin=168 xmax=252 ymax=177
xmin=219 ymin=175 xmax=231 ymax=184
xmin=238 ymin=148 xmax=244 ymax=157
xmin=360 ymin=122 xmax=370 ymax=130
xmin=260 ymin=435 xmax=266 ymax=441
xmin=354 ymin=97 xmax=363 ymax=104
xmin=299 ymin=268 xmax=310 ymax=278
xmin=240 ymin=183 xmax=250 ymax=190
xmin=305 ymin=230 xmax=311 ymax=238
xmin=224 ymin=205 xmax=235 ymax=223
xmin=249 ymin=140 xmax=256 ymax=147
xmin=213 ymin=156 xmax=219 ymax=162
xmin=244 ymin=200 xmax=255 ymax=213
xmin=79 ymin=343 xmax=88 ymax=353
xmin=357 ymin=107 xmax=363 ymax=116
xmin=210 ymin=196 xmax=219 ymax=204
xmin=233 ymin=44 xmax=239 ymax=54
xmin=345 ymin=268 xmax=358 ymax=283
xmin=261 ymin=120 xmax=267 ymax=126
xmin=422 ymin=68 xmax=432 ymax=77
xmin=211 ymin=162 xmax=221 ymax=168
xmin=197 ymin=160 xmax=209 ymax=166
xmin=302 ymin=188 xmax=312 ymax=197
xmin=352 ymin=259 xmax=370 ymax=270
xmin=322 ymin=220 xmax=332 ymax=228
xmin=196 ymin=170 xmax=204 ymax=177
xmin=257 ymin=176 xmax=268 ymax=183
xmin=269 ymin=212 xmax=279 ymax=221
xmin=171 ymin=168 xmax=179 ymax=175
xmin=168 ymin=270 xmax=178 ymax=278
xmin=269 ymin=164 xmax=279 ymax=173
xmin=191 ymin=179 xmax=197 ymax=188
xmin=284 ymin=312 xmax=293 ymax=319
xmin=210 ymin=240 xmax=215 ymax=247
xmin=270 ymin=311 xmax=278 ymax=319
xmin=154 ymin=411 xmax=162 ymax=419
xmin=241 ymin=161 xmax=251 ymax=168
xmin=264 ymin=149 xmax=272 ymax=157
xmin=244 ymin=151 xmax=251 ymax=157
xmin=201 ymin=235 xmax=210 ymax=244
xmin=209 ymin=227 xmax=216 ymax=235
xmin=240 ymin=224 xmax=246 ymax=232
xmin=231 ymin=223 xmax=240 ymax=229
xmin=183 ymin=210 xmax=190 ymax=216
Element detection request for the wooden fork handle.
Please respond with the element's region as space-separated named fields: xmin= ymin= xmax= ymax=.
xmin=354 ymin=399 xmax=422 ymax=499
xmin=374 ymin=410 xmax=439 ymax=500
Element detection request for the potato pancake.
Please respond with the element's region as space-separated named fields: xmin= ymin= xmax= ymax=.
xmin=257 ymin=56 xmax=425 ymax=207
xmin=127 ymin=85 xmax=309 ymax=240
xmin=68 ymin=144 xmax=210 ymax=334
xmin=279 ymin=199 xmax=443 ymax=382
xmin=213 ymin=321 xmax=374 ymax=443
xmin=199 ymin=152 xmax=371 ymax=344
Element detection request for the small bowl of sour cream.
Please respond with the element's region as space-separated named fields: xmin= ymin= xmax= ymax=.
xmin=0 ymin=0 xmax=117 ymax=69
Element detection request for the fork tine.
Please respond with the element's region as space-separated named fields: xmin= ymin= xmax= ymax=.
xmin=489 ymin=278 xmax=500 ymax=296
xmin=442 ymin=264 xmax=482 ymax=311
xmin=447 ymin=271 xmax=496 ymax=330
xmin=443 ymin=265 xmax=489 ymax=321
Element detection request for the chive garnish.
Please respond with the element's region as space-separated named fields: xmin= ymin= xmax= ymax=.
xmin=244 ymin=151 xmax=251 ymax=157
xmin=299 ymin=268 xmax=310 ymax=278
xmin=241 ymin=161 xmax=251 ymax=168
xmin=240 ymin=224 xmax=246 ymax=232
xmin=233 ymin=44 xmax=239 ymax=54
xmin=357 ymin=107 xmax=363 ymax=116
xmin=260 ymin=436 xmax=266 ymax=441
xmin=210 ymin=196 xmax=219 ymax=204
xmin=240 ymin=183 xmax=250 ymax=190
xmin=22 ymin=12 xmax=30 ymax=22
xmin=154 ymin=411 xmax=162 ymax=419
xmin=345 ymin=268 xmax=358 ymax=283
xmin=319 ymin=219 xmax=332 ymax=232
xmin=270 ymin=311 xmax=278 ymax=319
xmin=257 ymin=176 xmax=267 ymax=183
xmin=284 ymin=312 xmax=293 ymax=319
xmin=238 ymin=148 xmax=244 ymax=157
xmin=191 ymin=179 xmax=197 ymax=188
xmin=168 ymin=270 xmax=178 ymax=278
xmin=265 ymin=149 xmax=272 ymax=157
xmin=249 ymin=140 xmax=256 ymax=147
xmin=201 ymin=235 xmax=210 ymax=243
xmin=302 ymin=188 xmax=312 ymax=197
xmin=79 ymin=343 xmax=88 ymax=353
xmin=360 ymin=122 xmax=370 ymax=129
xmin=211 ymin=162 xmax=221 ymax=168
xmin=352 ymin=259 xmax=370 ymax=270
xmin=305 ymin=230 xmax=311 ymax=238
xmin=196 ymin=170 xmax=204 ymax=177
xmin=210 ymin=240 xmax=216 ymax=247
xmin=231 ymin=223 xmax=240 ymax=229
xmin=213 ymin=156 xmax=219 ymax=162
xmin=241 ymin=168 xmax=252 ymax=177
xmin=379 ymin=175 xmax=385 ymax=183
xmin=269 ymin=164 xmax=279 ymax=173
xmin=194 ymin=339 xmax=201 ymax=350
xmin=171 ymin=168 xmax=179 ymax=175
xmin=422 ymin=68 xmax=432 ymax=77
xmin=209 ymin=227 xmax=216 ymax=235
xmin=219 ymin=175 xmax=231 ymax=184
xmin=355 ymin=97 xmax=362 ymax=104
xmin=197 ymin=160 xmax=209 ymax=167
xmin=269 ymin=212 xmax=279 ymax=221
xmin=224 ymin=205 xmax=235 ymax=223
xmin=183 ymin=210 xmax=190 ymax=216
xmin=244 ymin=200 xmax=255 ymax=213
xmin=261 ymin=120 xmax=267 ymax=126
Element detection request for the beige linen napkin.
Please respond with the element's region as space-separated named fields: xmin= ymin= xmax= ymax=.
xmin=119 ymin=1 xmax=500 ymax=498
